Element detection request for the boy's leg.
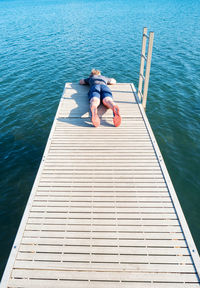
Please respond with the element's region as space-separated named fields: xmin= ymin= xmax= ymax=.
xmin=90 ymin=96 xmax=100 ymax=111
xmin=102 ymin=96 xmax=121 ymax=127
xmin=89 ymin=85 xmax=101 ymax=127
xmin=102 ymin=96 xmax=115 ymax=110
xmin=90 ymin=97 xmax=100 ymax=127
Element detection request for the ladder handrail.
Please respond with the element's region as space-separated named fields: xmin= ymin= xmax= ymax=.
xmin=138 ymin=28 xmax=154 ymax=110
xmin=138 ymin=27 xmax=148 ymax=102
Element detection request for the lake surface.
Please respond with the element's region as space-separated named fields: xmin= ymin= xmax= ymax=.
xmin=0 ymin=0 xmax=200 ymax=278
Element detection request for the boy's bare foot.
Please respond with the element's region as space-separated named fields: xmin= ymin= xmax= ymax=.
xmin=91 ymin=106 xmax=100 ymax=127
xmin=113 ymin=105 xmax=121 ymax=127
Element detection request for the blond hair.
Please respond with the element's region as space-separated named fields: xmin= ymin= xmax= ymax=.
xmin=90 ymin=69 xmax=101 ymax=76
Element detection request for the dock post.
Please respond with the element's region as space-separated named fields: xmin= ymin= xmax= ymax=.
xmin=142 ymin=31 xmax=154 ymax=110
xmin=138 ymin=27 xmax=148 ymax=102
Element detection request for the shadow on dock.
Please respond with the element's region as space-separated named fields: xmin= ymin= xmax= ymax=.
xmin=57 ymin=83 xmax=113 ymax=127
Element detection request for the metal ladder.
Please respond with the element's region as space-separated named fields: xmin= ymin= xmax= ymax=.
xmin=138 ymin=27 xmax=154 ymax=110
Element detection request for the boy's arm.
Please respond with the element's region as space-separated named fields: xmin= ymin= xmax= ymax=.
xmin=79 ymin=79 xmax=86 ymax=85
xmin=79 ymin=78 xmax=90 ymax=85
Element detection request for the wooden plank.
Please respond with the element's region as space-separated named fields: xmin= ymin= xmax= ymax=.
xmin=19 ymin=244 xmax=189 ymax=256
xmin=11 ymin=269 xmax=198 ymax=282
xmin=7 ymin=279 xmax=200 ymax=288
xmin=39 ymin=178 xmax=165 ymax=183
xmin=43 ymin=160 xmax=159 ymax=164
xmin=25 ymin=223 xmax=180 ymax=233
xmin=21 ymin=237 xmax=187 ymax=248
xmin=28 ymin=212 xmax=176 ymax=220
xmin=33 ymin=195 xmax=170 ymax=201
xmin=27 ymin=218 xmax=179 ymax=227
xmin=37 ymin=183 xmax=166 ymax=188
xmin=13 ymin=260 xmax=196 ymax=273
xmin=49 ymin=143 xmax=154 ymax=147
xmin=53 ymin=132 xmax=149 ymax=136
xmin=16 ymin=252 xmax=191 ymax=264
xmin=30 ymin=206 xmax=174 ymax=213
xmin=41 ymin=170 xmax=162 ymax=175
xmin=36 ymin=187 xmax=168 ymax=192
xmin=51 ymin=136 xmax=151 ymax=140
xmin=42 ymin=167 xmax=162 ymax=172
xmin=23 ymin=230 xmax=182 ymax=241
xmin=47 ymin=154 xmax=157 ymax=158
xmin=55 ymin=121 xmax=145 ymax=126
xmin=32 ymin=200 xmax=172 ymax=207
xmin=35 ymin=192 xmax=169 ymax=198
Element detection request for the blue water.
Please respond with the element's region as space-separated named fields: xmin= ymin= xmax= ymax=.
xmin=0 ymin=0 xmax=200 ymax=277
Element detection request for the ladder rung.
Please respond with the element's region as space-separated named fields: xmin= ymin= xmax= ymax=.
xmin=141 ymin=53 xmax=147 ymax=61
xmin=143 ymin=33 xmax=149 ymax=39
xmin=138 ymin=90 xmax=143 ymax=99
xmin=140 ymin=73 xmax=145 ymax=80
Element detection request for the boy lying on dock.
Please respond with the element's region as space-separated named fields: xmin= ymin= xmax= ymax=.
xmin=79 ymin=69 xmax=121 ymax=127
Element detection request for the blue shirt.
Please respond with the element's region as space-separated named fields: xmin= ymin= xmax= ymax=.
xmin=84 ymin=75 xmax=112 ymax=86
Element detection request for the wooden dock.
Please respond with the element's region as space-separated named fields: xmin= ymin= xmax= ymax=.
xmin=1 ymin=83 xmax=200 ymax=287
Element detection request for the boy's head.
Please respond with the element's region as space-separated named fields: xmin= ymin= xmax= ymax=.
xmin=90 ymin=69 xmax=101 ymax=76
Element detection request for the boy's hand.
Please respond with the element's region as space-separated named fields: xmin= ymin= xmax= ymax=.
xmin=109 ymin=78 xmax=116 ymax=85
xmin=79 ymin=79 xmax=85 ymax=85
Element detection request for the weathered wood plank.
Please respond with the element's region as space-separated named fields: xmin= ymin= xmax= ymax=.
xmin=7 ymin=279 xmax=200 ymax=288
xmin=11 ymin=269 xmax=198 ymax=282
xmin=16 ymin=252 xmax=191 ymax=264
xmin=27 ymin=218 xmax=179 ymax=227
xmin=21 ymin=237 xmax=187 ymax=247
xmin=13 ymin=260 xmax=196 ymax=273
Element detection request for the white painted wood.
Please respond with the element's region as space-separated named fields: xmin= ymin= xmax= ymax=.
xmin=40 ymin=176 xmax=165 ymax=182
xmin=28 ymin=212 xmax=177 ymax=220
xmin=21 ymin=237 xmax=187 ymax=248
xmin=36 ymin=187 xmax=168 ymax=192
xmin=25 ymin=223 xmax=179 ymax=232
xmin=32 ymin=199 xmax=171 ymax=206
xmin=16 ymin=251 xmax=192 ymax=264
xmin=26 ymin=218 xmax=179 ymax=227
xmin=10 ymin=269 xmax=198 ymax=282
xmin=13 ymin=260 xmax=196 ymax=273
xmin=19 ymin=244 xmax=189 ymax=255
